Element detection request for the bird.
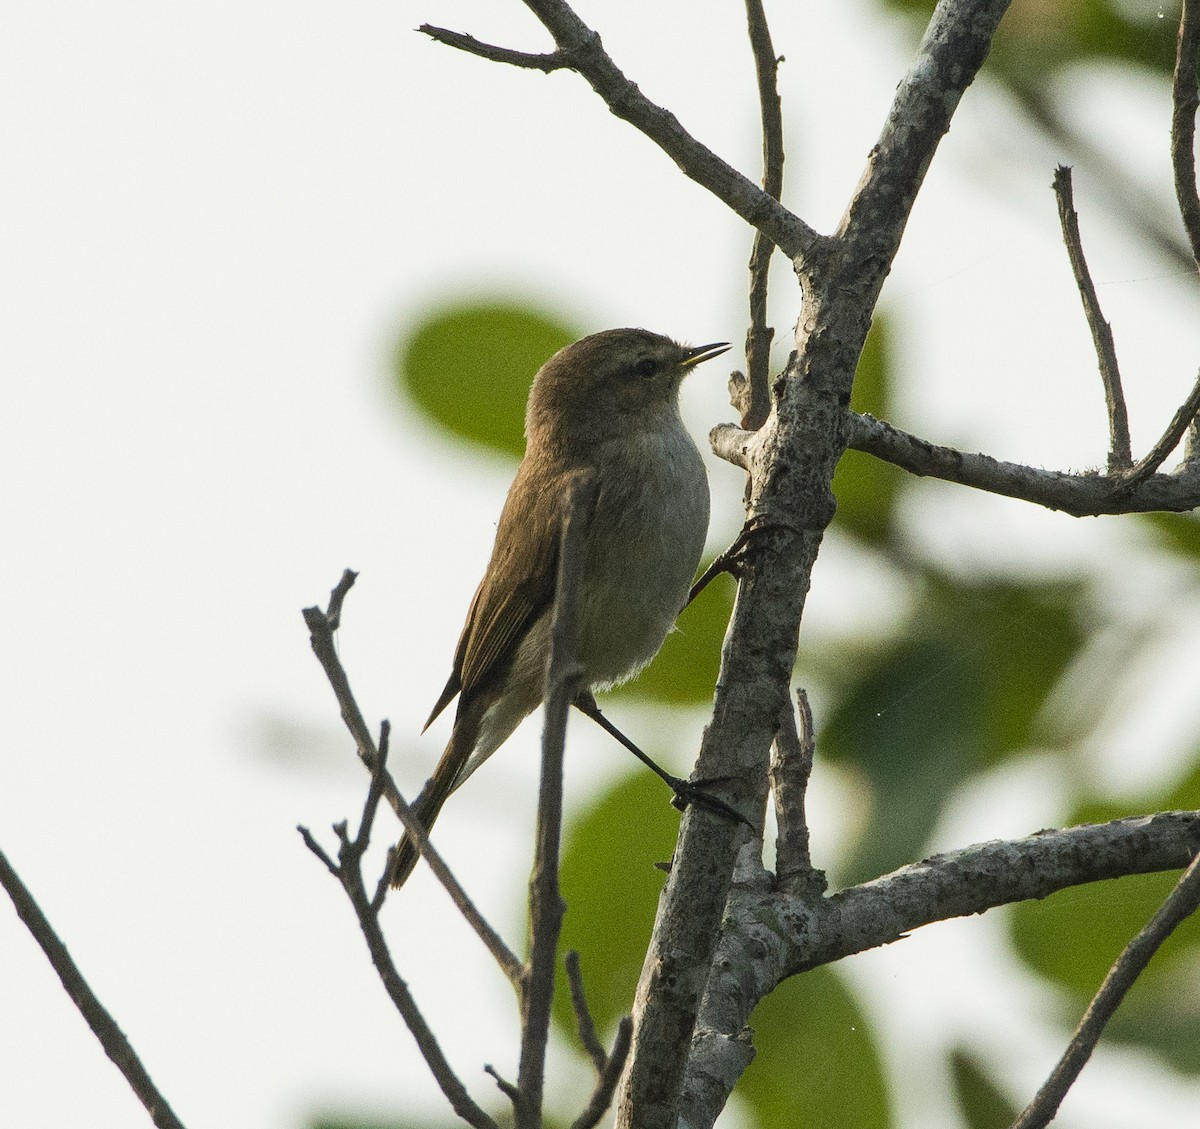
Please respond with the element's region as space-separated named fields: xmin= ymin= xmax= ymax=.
xmin=391 ymin=327 xmax=729 ymax=888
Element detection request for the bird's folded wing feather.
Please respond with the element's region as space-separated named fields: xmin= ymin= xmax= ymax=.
xmin=424 ymin=462 xmax=564 ymax=728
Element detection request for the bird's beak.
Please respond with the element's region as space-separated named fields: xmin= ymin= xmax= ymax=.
xmin=681 ymin=341 xmax=731 ymax=369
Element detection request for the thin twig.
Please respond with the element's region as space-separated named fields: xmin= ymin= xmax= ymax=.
xmin=298 ymin=826 xmax=340 ymax=876
xmin=302 ymin=578 xmax=524 ymax=985
xmin=1011 ymin=850 xmax=1200 ymax=1129
xmin=524 ymin=0 xmax=819 ymax=259
xmin=349 ymin=902 xmax=498 ymax=1129
xmin=742 ymin=0 xmax=785 ymax=431
xmin=485 ymin=1064 xmax=523 ymax=1111
xmin=564 ymin=950 xmax=608 ymax=1073
xmin=324 ymin=566 xmax=357 ymax=630
xmin=0 ymin=848 xmax=189 ymax=1129
xmin=1052 ymin=165 xmax=1132 ymax=472
xmin=517 ymin=470 xmax=598 ymax=1129
xmin=1117 ymin=367 xmax=1200 ymax=490
xmin=1172 ymin=0 xmax=1200 ymax=268
xmin=770 ymin=689 xmax=821 ymax=888
xmin=571 ymin=1017 xmax=633 ymax=1129
xmin=420 ymin=24 xmax=573 ymax=72
xmin=842 ymin=412 xmax=1200 ymax=517
xmin=301 ymin=764 xmax=499 ymax=1129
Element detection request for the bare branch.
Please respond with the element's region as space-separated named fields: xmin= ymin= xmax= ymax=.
xmin=324 ymin=566 xmax=357 ymax=629
xmin=1118 ymin=367 xmax=1200 ymax=490
xmin=1172 ymin=0 xmax=1200 ymax=268
xmin=303 ymin=577 xmax=524 ymax=985
xmin=518 ymin=470 xmax=598 ymax=1128
xmin=420 ymin=24 xmax=573 ymax=72
xmin=0 ymin=848 xmax=188 ymax=1129
xmin=845 ymin=411 xmax=1200 ymax=517
xmin=708 ymin=423 xmax=757 ymax=472
xmin=518 ymin=0 xmax=820 ymax=259
xmin=678 ymin=812 xmax=1200 ymax=1125
xmin=565 ymin=950 xmax=608 ymax=1074
xmin=742 ymin=0 xmax=785 ymax=431
xmin=831 ymin=0 xmax=1013 ymax=305
xmin=571 ymin=1018 xmax=633 ymax=1129
xmin=298 ymin=825 xmax=340 ymax=876
xmin=303 ymin=810 xmax=498 ymax=1127
xmin=806 ymin=813 xmax=1200 ymax=971
xmin=1012 ymin=850 xmax=1200 ymax=1129
xmin=485 ymin=1063 xmax=523 ymax=1112
xmin=770 ymin=689 xmax=820 ymax=887
xmin=1052 ymin=165 xmax=1131 ymax=472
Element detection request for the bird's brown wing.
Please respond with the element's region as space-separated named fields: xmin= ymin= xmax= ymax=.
xmin=423 ymin=461 xmax=562 ymax=729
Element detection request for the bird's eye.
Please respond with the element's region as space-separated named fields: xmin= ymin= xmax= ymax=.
xmin=632 ymin=358 xmax=658 ymax=378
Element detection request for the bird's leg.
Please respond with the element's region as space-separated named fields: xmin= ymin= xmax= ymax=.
xmin=572 ymin=691 xmax=752 ymax=828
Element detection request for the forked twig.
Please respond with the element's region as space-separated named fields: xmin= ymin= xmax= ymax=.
xmin=423 ymin=0 xmax=820 ymax=259
xmin=1011 ymin=850 xmax=1200 ymax=1129
xmin=565 ymin=950 xmax=608 ymax=1073
xmin=1117 ymin=367 xmax=1200 ymax=490
xmin=571 ymin=1017 xmax=633 ymax=1129
xmin=302 ymin=575 xmax=523 ymax=985
xmin=562 ymin=950 xmax=635 ymax=1129
xmin=299 ymin=730 xmax=500 ymax=1129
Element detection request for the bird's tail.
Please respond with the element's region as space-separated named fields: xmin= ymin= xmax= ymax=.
xmin=389 ymin=722 xmax=474 ymax=889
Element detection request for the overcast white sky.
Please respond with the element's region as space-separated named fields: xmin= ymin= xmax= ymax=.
xmin=3 ymin=3 xmax=1199 ymax=1128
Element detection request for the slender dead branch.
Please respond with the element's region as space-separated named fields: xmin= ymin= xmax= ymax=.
xmin=843 ymin=412 xmax=1200 ymax=517
xmin=1118 ymin=367 xmax=1200 ymax=490
xmin=742 ymin=0 xmax=785 ymax=431
xmin=571 ymin=1018 xmax=633 ymax=1129
xmin=420 ymin=24 xmax=573 ymax=72
xmin=1011 ymin=850 xmax=1200 ymax=1129
xmin=1172 ymin=0 xmax=1200 ymax=267
xmin=437 ymin=0 xmax=823 ymax=259
xmin=303 ymin=577 xmax=524 ymax=985
xmin=1052 ymin=165 xmax=1132 ymax=472
xmin=517 ymin=470 xmax=598 ymax=1129
xmin=303 ymin=571 xmax=379 ymax=767
xmin=564 ymin=950 xmax=608 ymax=1073
xmin=300 ymin=741 xmax=499 ymax=1129
xmin=485 ymin=1064 xmax=522 ymax=1111
xmin=0 ymin=849 xmax=188 ymax=1129
xmin=770 ymin=689 xmax=819 ymax=887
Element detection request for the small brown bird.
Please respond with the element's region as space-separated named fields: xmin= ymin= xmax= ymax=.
xmin=391 ymin=328 xmax=729 ymax=887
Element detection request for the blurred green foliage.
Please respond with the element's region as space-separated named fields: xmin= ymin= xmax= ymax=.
xmin=882 ymin=0 xmax=1182 ymax=80
xmin=741 ymin=968 xmax=891 ymax=1129
xmin=395 ymin=300 xmax=578 ymax=459
xmin=950 ymin=1048 xmax=1020 ymax=1129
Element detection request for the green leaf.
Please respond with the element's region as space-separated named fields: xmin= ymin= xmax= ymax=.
xmin=740 ymin=967 xmax=892 ymax=1129
xmin=950 ymin=1047 xmax=1020 ymax=1129
xmin=395 ymin=300 xmax=579 ymax=458
xmin=554 ymin=770 xmax=680 ymax=1039
xmin=834 ymin=315 xmax=904 ymax=548
xmin=615 ymin=571 xmax=735 ymax=706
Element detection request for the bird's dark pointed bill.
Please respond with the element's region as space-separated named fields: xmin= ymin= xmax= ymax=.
xmin=682 ymin=341 xmax=731 ymax=368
